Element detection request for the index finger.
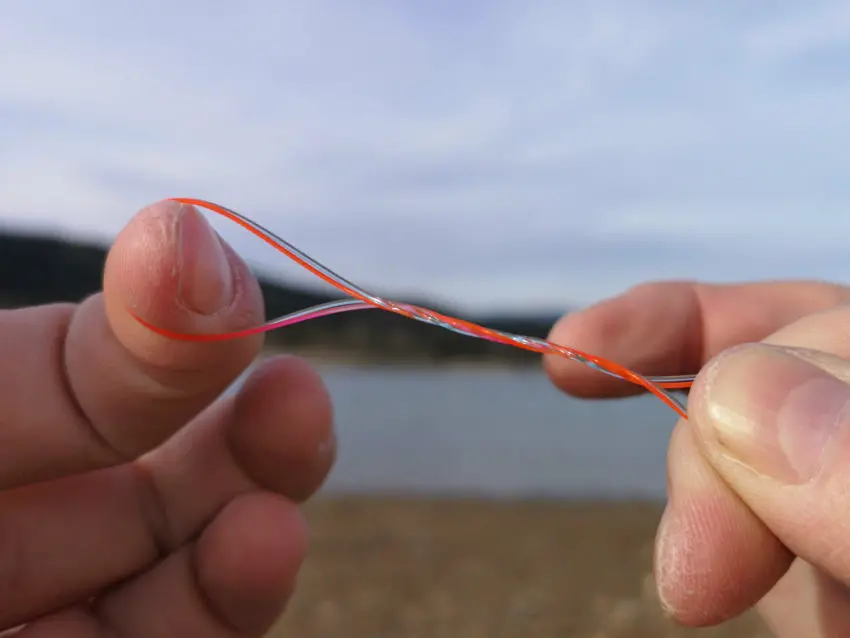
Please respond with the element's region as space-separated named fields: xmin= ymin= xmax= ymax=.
xmin=543 ymin=280 xmax=850 ymax=398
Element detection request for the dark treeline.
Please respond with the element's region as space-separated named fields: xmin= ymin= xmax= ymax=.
xmin=0 ymin=231 xmax=567 ymax=365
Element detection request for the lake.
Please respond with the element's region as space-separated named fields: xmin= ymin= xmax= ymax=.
xmin=233 ymin=362 xmax=682 ymax=500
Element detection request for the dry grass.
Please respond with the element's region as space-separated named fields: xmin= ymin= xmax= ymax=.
xmin=267 ymin=497 xmax=770 ymax=638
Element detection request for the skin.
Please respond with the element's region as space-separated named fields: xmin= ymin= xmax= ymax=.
xmin=7 ymin=197 xmax=850 ymax=636
xmin=543 ymin=280 xmax=850 ymax=636
xmin=0 ymin=200 xmax=335 ymax=636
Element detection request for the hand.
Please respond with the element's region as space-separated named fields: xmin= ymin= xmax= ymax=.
xmin=543 ymin=280 xmax=850 ymax=636
xmin=0 ymin=201 xmax=335 ymax=636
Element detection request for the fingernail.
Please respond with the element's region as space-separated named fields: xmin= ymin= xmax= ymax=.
xmin=702 ymin=344 xmax=850 ymax=483
xmin=177 ymin=204 xmax=234 ymax=315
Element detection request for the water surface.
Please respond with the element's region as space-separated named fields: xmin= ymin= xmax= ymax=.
xmin=233 ymin=362 xmax=679 ymax=500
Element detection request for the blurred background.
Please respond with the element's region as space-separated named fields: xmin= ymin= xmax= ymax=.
xmin=3 ymin=2 xmax=849 ymax=635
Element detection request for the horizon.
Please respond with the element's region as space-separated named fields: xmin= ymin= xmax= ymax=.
xmin=0 ymin=226 xmax=570 ymax=317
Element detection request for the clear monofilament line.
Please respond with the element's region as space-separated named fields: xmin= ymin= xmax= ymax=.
xmin=231 ymin=299 xmax=693 ymax=416
xmin=131 ymin=198 xmax=698 ymax=419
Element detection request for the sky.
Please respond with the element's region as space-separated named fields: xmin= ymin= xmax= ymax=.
xmin=2 ymin=1 xmax=850 ymax=313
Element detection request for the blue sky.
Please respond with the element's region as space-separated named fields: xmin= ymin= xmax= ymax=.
xmin=2 ymin=1 xmax=850 ymax=312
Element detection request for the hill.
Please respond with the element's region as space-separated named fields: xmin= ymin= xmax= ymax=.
xmin=0 ymin=231 xmax=567 ymax=366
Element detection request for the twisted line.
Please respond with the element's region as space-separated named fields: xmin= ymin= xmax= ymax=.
xmin=130 ymin=198 xmax=696 ymax=418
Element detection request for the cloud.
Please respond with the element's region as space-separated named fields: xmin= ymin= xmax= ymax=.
xmin=1 ymin=1 xmax=849 ymax=311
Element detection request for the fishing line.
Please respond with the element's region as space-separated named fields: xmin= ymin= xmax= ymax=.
xmin=130 ymin=198 xmax=697 ymax=418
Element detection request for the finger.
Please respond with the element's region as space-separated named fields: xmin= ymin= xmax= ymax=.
xmin=543 ymin=280 xmax=850 ymax=398
xmin=654 ymin=418 xmax=791 ymax=627
xmin=0 ymin=200 xmax=265 ymax=488
xmin=142 ymin=354 xmax=335 ymax=545
xmin=97 ymin=492 xmax=307 ymax=638
xmin=688 ymin=331 xmax=850 ymax=588
xmin=0 ymin=356 xmax=333 ymax=629
xmin=657 ymin=303 xmax=850 ymax=633
xmin=17 ymin=492 xmax=306 ymax=638
xmin=755 ymin=560 xmax=850 ymax=638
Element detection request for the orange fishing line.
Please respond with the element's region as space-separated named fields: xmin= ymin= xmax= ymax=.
xmin=130 ymin=198 xmax=696 ymax=419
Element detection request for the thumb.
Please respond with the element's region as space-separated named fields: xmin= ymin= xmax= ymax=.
xmin=71 ymin=199 xmax=265 ymax=458
xmin=0 ymin=200 xmax=267 ymax=489
xmin=690 ymin=342 xmax=850 ymax=582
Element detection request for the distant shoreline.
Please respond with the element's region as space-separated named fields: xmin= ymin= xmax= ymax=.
xmin=260 ymin=343 xmax=547 ymax=371
xmin=0 ymin=229 xmax=568 ymax=366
